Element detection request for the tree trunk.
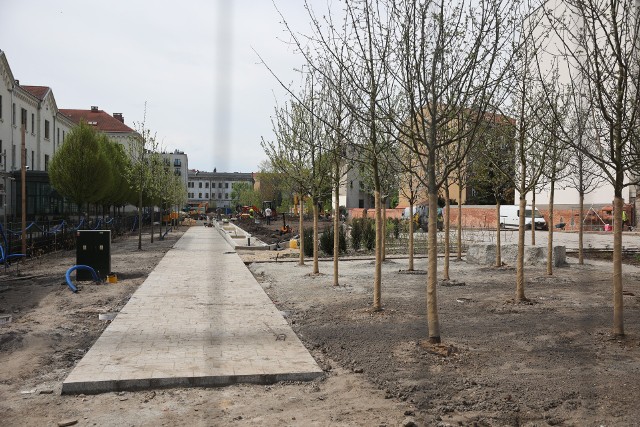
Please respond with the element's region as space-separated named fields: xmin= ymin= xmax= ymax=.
xmin=546 ymin=180 xmax=555 ymax=276
xmin=613 ymin=195 xmax=624 ymax=337
xmin=578 ymin=192 xmax=584 ymax=265
xmin=408 ymin=203 xmax=415 ymax=271
xmin=516 ymin=196 xmax=527 ymax=302
xmin=531 ymin=192 xmax=536 ymax=246
xmin=457 ymin=183 xmax=463 ymax=261
xmin=373 ymin=187 xmax=383 ymax=311
xmin=333 ymin=178 xmax=340 ymax=286
xmin=137 ymin=191 xmax=143 ymax=250
xmin=495 ymin=201 xmax=502 ymax=267
xmin=443 ymin=187 xmax=450 ymax=281
xmin=150 ymin=207 xmax=154 ymax=243
xmin=381 ymin=200 xmax=387 ymax=262
xmin=299 ymin=196 xmax=305 ymax=266
xmin=427 ymin=188 xmax=440 ymax=343
xmin=312 ymin=201 xmax=319 ymax=275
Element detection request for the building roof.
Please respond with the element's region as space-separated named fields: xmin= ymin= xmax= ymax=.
xmin=21 ymin=85 xmax=50 ymax=100
xmin=59 ymin=107 xmax=135 ymax=133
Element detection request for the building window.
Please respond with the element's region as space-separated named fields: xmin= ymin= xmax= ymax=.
xmin=12 ymin=103 xmax=16 ymax=125
xmin=218 ymin=193 xmax=222 ymax=199
xmin=44 ymin=120 xmax=50 ymax=139
xmin=225 ymin=183 xmax=229 ymax=188
xmin=205 ymin=182 xmax=209 ymax=188
xmin=199 ymin=193 xmax=202 ymax=198
xmin=205 ymin=193 xmax=209 ymax=199
xmin=21 ymin=108 xmax=27 ymax=130
xmin=174 ymin=159 xmax=181 ymax=167
xmin=218 ymin=183 xmax=222 ymax=188
xmin=31 ymin=113 xmax=34 ymax=134
xmin=62 ymin=130 xmax=65 ymax=142
xmin=225 ymin=193 xmax=228 ymax=199
xmin=57 ymin=128 xmax=60 ymax=145
xmin=199 ymin=182 xmax=202 ymax=188
xmin=174 ymin=168 xmax=181 ymax=176
xmin=44 ymin=155 xmax=49 ymax=171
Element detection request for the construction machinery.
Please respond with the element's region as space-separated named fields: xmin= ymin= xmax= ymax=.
xmin=279 ymin=212 xmax=291 ymax=235
xmin=239 ymin=205 xmax=261 ymax=219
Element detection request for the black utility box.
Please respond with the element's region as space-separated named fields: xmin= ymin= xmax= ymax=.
xmin=76 ymin=230 xmax=111 ymax=280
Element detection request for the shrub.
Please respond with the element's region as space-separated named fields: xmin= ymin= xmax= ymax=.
xmin=320 ymin=226 xmax=347 ymax=255
xmin=351 ymin=219 xmax=362 ymax=250
xmin=303 ymin=228 xmax=314 ymax=257
xmin=386 ymin=218 xmax=400 ymax=240
xmin=362 ymin=218 xmax=376 ymax=250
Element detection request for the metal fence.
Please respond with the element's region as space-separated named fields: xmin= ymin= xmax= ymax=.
xmin=0 ymin=215 xmax=143 ymax=259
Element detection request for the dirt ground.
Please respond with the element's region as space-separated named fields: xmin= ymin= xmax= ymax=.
xmin=2 ymin=225 xmax=640 ymax=426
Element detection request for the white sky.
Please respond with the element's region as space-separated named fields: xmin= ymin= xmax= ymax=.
xmin=0 ymin=0 xmax=313 ymax=173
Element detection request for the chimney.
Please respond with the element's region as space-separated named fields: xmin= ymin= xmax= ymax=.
xmin=91 ymin=106 xmax=99 ymax=112
xmin=15 ymin=79 xmax=19 ymax=85
xmin=113 ymin=113 xmax=124 ymax=123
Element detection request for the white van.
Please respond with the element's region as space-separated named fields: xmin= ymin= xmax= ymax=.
xmin=499 ymin=205 xmax=547 ymax=230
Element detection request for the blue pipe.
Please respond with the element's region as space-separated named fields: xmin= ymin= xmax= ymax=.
xmin=0 ymin=245 xmax=25 ymax=269
xmin=65 ymin=265 xmax=100 ymax=293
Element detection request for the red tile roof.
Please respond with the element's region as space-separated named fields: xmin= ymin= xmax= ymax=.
xmin=59 ymin=108 xmax=135 ymax=133
xmin=21 ymin=85 xmax=50 ymax=100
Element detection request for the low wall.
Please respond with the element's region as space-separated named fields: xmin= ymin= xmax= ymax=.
xmin=467 ymin=243 xmax=567 ymax=267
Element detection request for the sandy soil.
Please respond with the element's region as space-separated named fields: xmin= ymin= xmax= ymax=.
xmin=2 ymin=224 xmax=640 ymax=426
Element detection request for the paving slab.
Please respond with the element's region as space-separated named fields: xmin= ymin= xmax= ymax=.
xmin=62 ymin=226 xmax=322 ymax=394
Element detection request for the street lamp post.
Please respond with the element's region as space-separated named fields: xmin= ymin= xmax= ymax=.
xmin=21 ymin=124 xmax=26 ymax=255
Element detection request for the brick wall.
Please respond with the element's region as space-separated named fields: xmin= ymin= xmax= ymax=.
xmin=348 ymin=204 xmax=634 ymax=231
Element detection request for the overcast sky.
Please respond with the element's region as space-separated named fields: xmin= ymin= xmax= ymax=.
xmin=0 ymin=0 xmax=314 ymax=173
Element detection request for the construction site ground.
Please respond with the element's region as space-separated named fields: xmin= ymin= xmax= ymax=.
xmin=1 ymin=224 xmax=640 ymax=426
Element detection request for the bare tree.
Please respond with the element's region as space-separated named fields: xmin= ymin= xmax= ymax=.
xmin=544 ymin=0 xmax=640 ymax=336
xmin=396 ymin=144 xmax=426 ymax=271
xmin=562 ymin=85 xmax=604 ymax=264
xmin=388 ymin=0 xmax=514 ymax=342
xmin=262 ymin=98 xmax=313 ymax=267
xmin=128 ymin=105 xmax=159 ymax=251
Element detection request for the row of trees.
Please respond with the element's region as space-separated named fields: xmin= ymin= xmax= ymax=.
xmin=48 ymin=119 xmax=187 ymax=250
xmin=261 ymin=0 xmax=640 ymax=341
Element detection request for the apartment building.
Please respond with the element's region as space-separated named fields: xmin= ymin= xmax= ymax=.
xmin=0 ymin=50 xmax=76 ymax=221
xmin=187 ymin=170 xmax=253 ymax=210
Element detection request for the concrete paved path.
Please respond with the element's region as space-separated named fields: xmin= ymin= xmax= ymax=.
xmin=62 ymin=227 xmax=322 ymax=394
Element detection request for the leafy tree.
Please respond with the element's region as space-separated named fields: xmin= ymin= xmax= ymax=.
xmin=231 ymin=182 xmax=260 ymax=208
xmin=100 ymin=137 xmax=133 ymax=215
xmin=49 ymin=121 xmax=113 ymax=217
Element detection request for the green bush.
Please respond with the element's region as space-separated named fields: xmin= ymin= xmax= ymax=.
xmin=351 ymin=219 xmax=362 ymax=250
xmin=303 ymin=228 xmax=314 ymax=257
xmin=320 ymin=226 xmax=347 ymax=255
xmin=362 ymin=218 xmax=376 ymax=250
xmin=386 ymin=218 xmax=400 ymax=240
